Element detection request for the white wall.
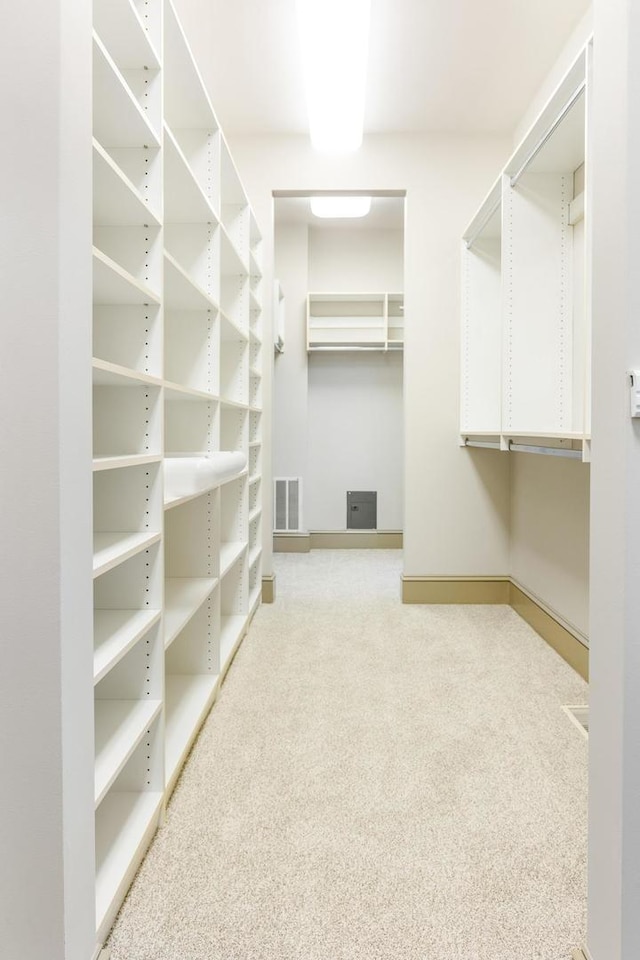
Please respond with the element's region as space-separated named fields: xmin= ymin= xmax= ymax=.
xmin=307 ymin=352 xmax=404 ymax=529
xmin=273 ymin=223 xmax=309 ymax=483
xmin=308 ymin=227 xmax=404 ymax=290
xmin=0 ymin=2 xmax=95 ymax=958
xmin=510 ymin=455 xmax=590 ymax=637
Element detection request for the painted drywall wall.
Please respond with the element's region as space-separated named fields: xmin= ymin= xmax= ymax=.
xmin=0 ymin=2 xmax=95 ymax=958
xmin=308 ymin=227 xmax=404 ymax=291
xmin=510 ymin=455 xmax=590 ymax=637
xmin=273 ymin=223 xmax=310 ymax=486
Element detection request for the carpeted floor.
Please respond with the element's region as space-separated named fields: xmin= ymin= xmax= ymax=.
xmin=107 ymin=550 xmax=588 ymax=960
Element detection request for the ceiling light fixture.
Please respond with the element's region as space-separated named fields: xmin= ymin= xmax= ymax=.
xmin=310 ymin=196 xmax=372 ymax=219
xmin=297 ymin=0 xmax=371 ymax=153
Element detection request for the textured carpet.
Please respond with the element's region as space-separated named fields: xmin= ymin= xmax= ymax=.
xmin=107 ymin=550 xmax=588 ymax=960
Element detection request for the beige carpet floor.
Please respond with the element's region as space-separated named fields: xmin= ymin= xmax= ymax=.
xmin=107 ymin=550 xmax=588 ymax=960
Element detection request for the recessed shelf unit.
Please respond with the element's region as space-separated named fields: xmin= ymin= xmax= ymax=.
xmin=90 ymin=0 xmax=264 ymax=944
xmin=460 ymin=43 xmax=591 ymax=462
xmin=307 ymin=292 xmax=404 ymax=351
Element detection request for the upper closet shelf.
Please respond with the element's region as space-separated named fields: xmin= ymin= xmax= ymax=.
xmin=163 ymin=0 xmax=218 ymax=130
xmin=93 ymin=140 xmax=161 ymax=228
xmin=93 ymin=34 xmax=161 ymax=149
xmin=94 ymin=0 xmax=161 ymax=71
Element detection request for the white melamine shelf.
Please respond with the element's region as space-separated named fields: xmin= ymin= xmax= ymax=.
xmin=219 ymin=397 xmax=246 ymax=411
xmin=220 ymin=541 xmax=246 ymax=578
xmin=249 ymin=289 xmax=261 ymax=313
xmin=93 ymin=34 xmax=160 ymax=149
xmin=249 ymin=366 xmax=261 ymax=379
xmin=164 ymin=252 xmax=218 ymax=312
xmin=164 ymin=577 xmax=218 ymax=649
xmin=93 ymin=531 xmax=161 ymax=579
xmin=221 ymin=226 xmax=248 ymax=277
xmin=93 ymin=454 xmax=162 ymax=473
xmin=249 ymin=474 xmax=262 ymax=486
xmin=94 ymin=699 xmax=162 ymax=807
xmin=248 ymin=440 xmax=260 ymax=449
xmin=249 ymin=405 xmax=262 ymax=415
xmin=220 ymin=615 xmax=246 ymax=670
xmin=249 ymin=546 xmax=262 ymax=569
xmin=164 ymin=125 xmax=218 ymax=224
xmin=248 ymin=505 xmax=261 ymax=524
xmin=93 ymin=247 xmax=161 ymax=306
xmin=165 ymin=674 xmax=218 ymax=786
xmin=94 ymin=0 xmax=161 ymax=71
xmin=249 ymin=250 xmax=262 ymax=279
xmin=93 ymin=358 xmax=163 ymax=388
xmin=95 ymin=790 xmax=163 ymax=935
xmin=93 ymin=140 xmax=161 ymax=227
xmin=94 ymin=609 xmax=162 ymax=684
xmin=164 ymin=382 xmax=217 ymax=403
xmin=220 ymin=310 xmax=249 ymax=343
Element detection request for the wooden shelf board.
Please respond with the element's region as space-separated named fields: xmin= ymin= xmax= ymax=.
xmin=94 ymin=699 xmax=162 ymax=807
xmin=220 ymin=541 xmax=246 ymax=578
xmin=164 ymin=577 xmax=218 ymax=649
xmin=93 ymin=247 xmax=161 ymax=306
xmin=93 ymin=140 xmax=161 ymax=227
xmin=95 ymin=790 xmax=163 ymax=937
xmin=165 ymin=674 xmax=218 ymax=787
xmin=94 ymin=609 xmax=161 ymax=684
xmin=93 ymin=531 xmax=161 ymax=579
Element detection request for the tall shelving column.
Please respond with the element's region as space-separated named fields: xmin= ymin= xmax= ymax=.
xmin=91 ymin=0 xmax=165 ymax=941
xmin=248 ymin=213 xmax=264 ymax=612
xmin=162 ymin=0 xmax=223 ymax=795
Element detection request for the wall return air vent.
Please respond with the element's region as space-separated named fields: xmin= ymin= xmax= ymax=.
xmin=274 ymin=477 xmax=303 ymax=532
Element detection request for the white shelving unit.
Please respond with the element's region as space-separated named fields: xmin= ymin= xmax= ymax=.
xmin=460 ymin=44 xmax=591 ymax=462
xmin=307 ymin=292 xmax=404 ymax=351
xmin=90 ymin=0 xmax=264 ymax=944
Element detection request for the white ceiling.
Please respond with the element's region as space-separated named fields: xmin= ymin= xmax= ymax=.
xmin=193 ymin=0 xmax=590 ymax=137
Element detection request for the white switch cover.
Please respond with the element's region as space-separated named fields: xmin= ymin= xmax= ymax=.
xmin=629 ymin=371 xmax=640 ymax=417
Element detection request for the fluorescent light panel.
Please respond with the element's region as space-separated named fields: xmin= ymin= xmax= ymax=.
xmin=297 ymin=0 xmax=371 ymax=152
xmin=310 ymin=196 xmax=372 ymax=219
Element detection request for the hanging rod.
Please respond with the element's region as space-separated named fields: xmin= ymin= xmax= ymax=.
xmin=464 ymin=196 xmax=501 ymax=250
xmin=509 ymin=82 xmax=586 ymax=187
xmin=508 ymin=441 xmax=582 ymax=459
xmin=465 ymin=439 xmax=501 ymax=450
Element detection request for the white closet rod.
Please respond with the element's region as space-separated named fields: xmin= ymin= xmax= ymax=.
xmin=464 ymin=439 xmax=501 ymax=450
xmin=509 ymin=82 xmax=586 ymax=187
xmin=464 ymin=197 xmax=501 ymax=250
xmin=508 ymin=442 xmax=582 ymax=459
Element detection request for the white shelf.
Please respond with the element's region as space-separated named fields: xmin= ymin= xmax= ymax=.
xmin=164 ymin=124 xmax=218 ymax=224
xmin=249 ymin=546 xmax=262 ymax=568
xmin=94 ymin=0 xmax=161 ymax=71
xmin=220 ymin=309 xmax=249 ymax=343
xmin=93 ymin=531 xmax=161 ymax=579
xmin=94 ymin=609 xmax=161 ymax=683
xmin=249 ymin=473 xmax=262 ymax=486
xmin=248 ymin=505 xmax=261 ymax=524
xmin=93 ymin=454 xmax=162 ymax=473
xmin=94 ymin=699 xmax=162 ymax=807
xmin=164 ymin=381 xmax=217 ymax=403
xmin=93 ymin=140 xmax=161 ymax=227
xmin=165 ymin=674 xmax=218 ymax=788
xmin=164 ymin=577 xmax=218 ymax=649
xmin=93 ymin=358 xmax=163 ymax=388
xmin=93 ymin=33 xmax=160 ymax=149
xmin=93 ymin=247 xmax=161 ymax=306
xmin=220 ymin=541 xmax=246 ymax=577
xmin=164 ymin=251 xmax=218 ymax=311
xmin=95 ymin=790 xmax=163 ymax=937
xmin=220 ymin=615 xmax=246 ymax=671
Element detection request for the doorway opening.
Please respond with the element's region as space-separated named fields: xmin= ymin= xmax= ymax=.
xmin=271 ymin=191 xmax=406 ymax=556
